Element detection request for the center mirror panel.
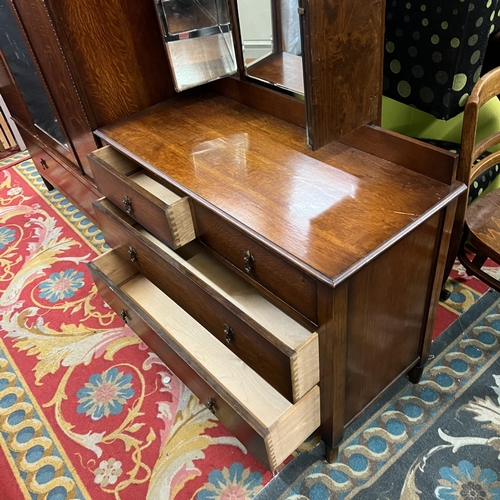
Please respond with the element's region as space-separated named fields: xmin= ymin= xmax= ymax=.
xmin=236 ymin=0 xmax=304 ymax=97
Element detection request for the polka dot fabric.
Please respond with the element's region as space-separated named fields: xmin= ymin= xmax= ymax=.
xmin=384 ymin=0 xmax=500 ymax=120
xmin=419 ymin=138 xmax=500 ymax=203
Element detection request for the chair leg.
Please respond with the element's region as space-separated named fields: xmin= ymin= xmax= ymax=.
xmin=458 ymin=236 xmax=500 ymax=293
xmin=439 ymin=287 xmax=451 ymax=301
xmin=471 ymin=252 xmax=488 ymax=270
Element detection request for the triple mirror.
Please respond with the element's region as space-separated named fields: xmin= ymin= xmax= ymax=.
xmin=155 ymin=0 xmax=304 ymax=97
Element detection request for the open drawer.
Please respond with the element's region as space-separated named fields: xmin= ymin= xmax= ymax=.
xmin=93 ymin=197 xmax=319 ymax=403
xmin=88 ymin=146 xmax=196 ymax=249
xmin=88 ymin=249 xmax=321 ymax=471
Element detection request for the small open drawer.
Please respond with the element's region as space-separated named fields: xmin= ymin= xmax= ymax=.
xmin=88 ymin=146 xmax=196 ymax=249
xmin=94 ymin=198 xmax=319 ymax=403
xmin=88 ymin=249 xmax=321 ymax=471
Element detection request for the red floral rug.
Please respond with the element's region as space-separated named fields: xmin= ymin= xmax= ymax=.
xmin=0 ymin=154 xmax=492 ymax=499
xmin=0 ymin=158 xmax=275 ymax=499
xmin=434 ymin=256 xmax=497 ymax=338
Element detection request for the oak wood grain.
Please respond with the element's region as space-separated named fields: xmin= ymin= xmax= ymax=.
xmin=344 ymin=212 xmax=442 ymax=422
xmin=339 ymin=124 xmax=458 ymax=185
xmin=300 ymin=0 xmax=384 ymax=149
xmin=318 ymin=281 xmax=347 ymax=456
xmin=194 ymin=202 xmax=318 ymax=325
xmin=45 ymin=0 xmax=175 ymax=128
xmin=96 ymin=95 xmax=463 ymax=285
xmin=90 ymin=250 xmax=321 ymax=471
xmin=89 ymin=264 xmax=273 ymax=470
xmin=89 ymin=147 xmax=196 ymax=250
xmin=210 ymin=77 xmax=306 ymax=128
xmin=410 ymin=199 xmax=457 ymax=383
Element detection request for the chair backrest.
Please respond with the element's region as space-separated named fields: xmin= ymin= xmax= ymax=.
xmin=458 ymin=66 xmax=500 ymax=190
xmin=441 ymin=67 xmax=500 ymax=287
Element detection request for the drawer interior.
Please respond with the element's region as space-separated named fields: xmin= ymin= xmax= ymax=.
xmin=91 ymin=249 xmax=320 ymax=469
xmin=92 ymin=145 xmax=140 ymax=176
xmin=139 ymin=229 xmax=320 ymax=396
xmin=163 ymin=235 xmax=316 ymax=355
xmin=129 ymin=171 xmax=180 ymax=205
xmin=93 ymin=146 xmax=182 ymax=204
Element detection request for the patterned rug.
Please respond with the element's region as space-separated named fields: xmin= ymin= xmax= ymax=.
xmin=256 ymin=288 xmax=500 ymax=499
xmin=0 ymin=158 xmax=274 ymax=499
xmin=0 ymin=154 xmax=496 ymax=499
xmin=0 ymin=148 xmax=28 ymax=170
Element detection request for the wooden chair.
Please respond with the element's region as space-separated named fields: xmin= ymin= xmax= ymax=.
xmin=454 ymin=66 xmax=500 ymax=291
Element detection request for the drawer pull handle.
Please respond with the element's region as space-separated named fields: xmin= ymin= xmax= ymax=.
xmin=243 ymin=250 xmax=254 ymax=273
xmin=40 ymin=158 xmax=48 ymax=170
xmin=123 ymin=195 xmax=132 ymax=214
xmin=224 ymin=324 xmax=234 ymax=344
xmin=206 ymin=397 xmax=216 ymax=414
xmin=120 ymin=309 xmax=129 ymax=324
xmin=128 ymin=246 xmax=137 ymax=263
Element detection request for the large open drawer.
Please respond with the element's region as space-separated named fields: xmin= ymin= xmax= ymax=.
xmin=88 ymin=249 xmax=321 ymax=471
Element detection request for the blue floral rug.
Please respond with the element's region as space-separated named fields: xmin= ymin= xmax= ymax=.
xmin=256 ymin=289 xmax=500 ymax=499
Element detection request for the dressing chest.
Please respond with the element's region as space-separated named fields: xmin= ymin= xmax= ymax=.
xmin=1 ymin=0 xmax=467 ymax=472
xmin=86 ymin=95 xmax=464 ymax=470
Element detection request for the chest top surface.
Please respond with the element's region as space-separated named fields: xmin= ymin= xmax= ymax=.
xmin=96 ymin=95 xmax=459 ymax=284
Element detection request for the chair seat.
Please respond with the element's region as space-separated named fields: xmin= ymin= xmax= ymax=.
xmin=465 ymin=188 xmax=500 ymax=263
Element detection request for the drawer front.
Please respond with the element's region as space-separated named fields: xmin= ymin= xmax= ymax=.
xmin=26 ymin=135 xmax=100 ymax=223
xmin=88 ymin=252 xmax=321 ymax=471
xmin=89 ymin=270 xmax=272 ymax=469
xmin=88 ymin=146 xmax=196 ymax=249
xmin=194 ymin=203 xmax=318 ymax=324
xmin=95 ymin=198 xmax=303 ymax=402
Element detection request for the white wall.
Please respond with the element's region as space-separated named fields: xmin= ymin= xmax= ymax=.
xmin=237 ymin=0 xmax=273 ymax=61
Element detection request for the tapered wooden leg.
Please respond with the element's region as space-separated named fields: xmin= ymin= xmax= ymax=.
xmin=40 ymin=174 xmax=54 ymax=191
xmin=439 ymin=286 xmax=451 ymax=302
xmin=408 ymin=364 xmax=424 ymax=384
xmin=318 ymin=282 xmax=348 ymax=462
xmin=415 ymin=201 xmax=457 ymax=385
xmin=326 ymin=445 xmax=339 ymax=463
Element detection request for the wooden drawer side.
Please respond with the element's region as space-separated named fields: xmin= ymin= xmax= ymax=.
xmin=88 ymin=250 xmax=321 ymax=470
xmin=266 ymin=385 xmax=320 ymax=468
xmin=290 ymin=333 xmax=320 ymax=403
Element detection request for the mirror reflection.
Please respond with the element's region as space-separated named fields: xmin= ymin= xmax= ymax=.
xmin=236 ymin=0 xmax=303 ymax=96
xmin=162 ymin=0 xmax=230 ymax=35
xmin=157 ymin=0 xmax=237 ymax=92
xmin=0 ymin=0 xmax=67 ymax=148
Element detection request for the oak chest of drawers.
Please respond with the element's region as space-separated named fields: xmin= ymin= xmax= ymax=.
xmin=87 ymin=95 xmax=465 ymax=471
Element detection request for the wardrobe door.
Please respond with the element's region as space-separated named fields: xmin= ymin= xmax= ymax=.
xmin=6 ymin=0 xmax=97 ymax=177
xmin=0 ymin=0 xmax=78 ymax=164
